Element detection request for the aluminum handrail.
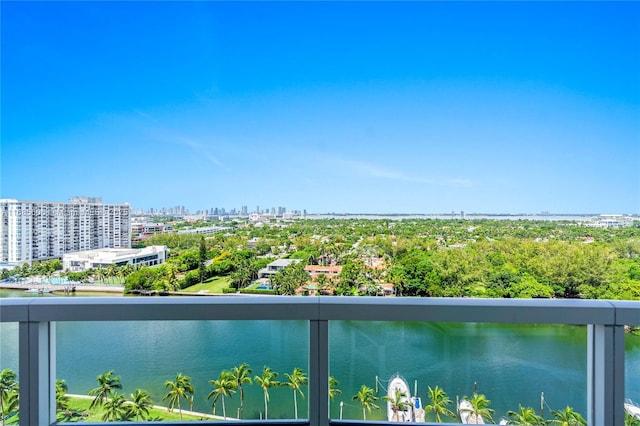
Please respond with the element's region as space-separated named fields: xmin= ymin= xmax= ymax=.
xmin=0 ymin=296 xmax=626 ymax=323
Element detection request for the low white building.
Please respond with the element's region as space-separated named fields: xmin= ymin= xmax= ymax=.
xmin=177 ymin=226 xmax=232 ymax=235
xmin=587 ymin=214 xmax=635 ymax=229
xmin=258 ymin=258 xmax=301 ymax=279
xmin=63 ymin=245 xmax=168 ymax=272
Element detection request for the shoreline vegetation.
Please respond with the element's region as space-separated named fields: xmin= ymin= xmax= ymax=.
xmin=0 ymin=367 xmax=600 ymax=425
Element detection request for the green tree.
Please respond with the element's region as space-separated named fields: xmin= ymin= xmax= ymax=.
xmin=199 ymin=236 xmax=207 ymax=283
xmin=102 ymin=393 xmax=128 ymax=421
xmin=512 ymin=274 xmax=554 ymax=298
xmin=383 ymin=386 xmax=409 ymax=422
xmin=129 ymin=389 xmax=152 ymax=421
xmin=329 ymin=376 xmax=341 ymax=401
xmin=0 ymin=369 xmax=18 ymax=426
xmin=352 ymin=385 xmax=379 ymax=421
xmin=95 ymin=266 xmax=106 ymax=283
xmin=254 ymin=366 xmax=280 ymax=420
xmin=424 ymin=385 xmax=455 ymax=423
xmin=164 ymin=262 xmax=180 ymax=291
xmin=1 ymin=392 xmax=18 ymax=425
xmin=626 ymin=412 xmax=640 ymax=426
xmin=88 ymin=370 xmax=122 ymax=409
xmin=162 ymin=373 xmax=194 ymax=421
xmin=230 ymin=260 xmax=258 ymax=290
xmin=106 ymin=264 xmax=118 ymax=284
xmin=124 ymin=267 xmax=165 ymax=292
xmin=550 ymin=406 xmax=587 ymax=425
xmin=466 ymin=393 xmax=494 ymax=424
xmin=55 ymin=379 xmax=70 ymax=412
xmin=272 ymin=261 xmax=310 ymax=295
xmin=230 ymin=363 xmax=252 ymax=419
xmin=285 ymin=367 xmax=308 ymax=419
xmin=207 ymin=371 xmax=235 ymax=419
xmin=506 ymin=405 xmax=546 ymax=425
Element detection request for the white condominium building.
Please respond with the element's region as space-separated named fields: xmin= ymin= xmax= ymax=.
xmin=62 ymin=246 xmax=168 ymax=272
xmin=0 ymin=197 xmax=131 ymax=264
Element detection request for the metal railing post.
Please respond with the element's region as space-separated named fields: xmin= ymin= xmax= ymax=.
xmin=19 ymin=320 xmax=55 ymax=426
xmin=310 ymin=319 xmax=329 ymax=426
xmin=587 ymin=324 xmax=624 ymax=426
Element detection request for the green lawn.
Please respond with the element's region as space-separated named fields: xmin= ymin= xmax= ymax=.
xmin=57 ymin=396 xmax=216 ymax=422
xmin=181 ymin=275 xmax=232 ymax=294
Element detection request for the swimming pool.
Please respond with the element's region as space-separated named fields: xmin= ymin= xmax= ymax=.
xmin=256 ymin=284 xmax=273 ymax=290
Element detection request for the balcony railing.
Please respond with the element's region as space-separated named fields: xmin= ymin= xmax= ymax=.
xmin=1 ymin=297 xmax=639 ymax=426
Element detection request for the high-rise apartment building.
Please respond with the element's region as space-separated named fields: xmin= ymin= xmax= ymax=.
xmin=0 ymin=197 xmax=131 ymax=264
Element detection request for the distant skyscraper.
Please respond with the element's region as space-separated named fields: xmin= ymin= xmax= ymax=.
xmin=0 ymin=197 xmax=131 ymax=263
xmin=241 ymin=206 xmax=248 ymax=215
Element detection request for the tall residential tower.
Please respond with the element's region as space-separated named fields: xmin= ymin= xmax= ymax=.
xmin=0 ymin=197 xmax=131 ymax=264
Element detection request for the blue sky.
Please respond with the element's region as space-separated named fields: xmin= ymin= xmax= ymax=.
xmin=2 ymin=1 xmax=639 ymax=214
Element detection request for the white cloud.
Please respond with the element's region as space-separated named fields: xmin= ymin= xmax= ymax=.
xmin=333 ymin=157 xmax=471 ymax=187
xmin=447 ymin=178 xmax=473 ymax=187
xmin=131 ymin=110 xmax=227 ymax=169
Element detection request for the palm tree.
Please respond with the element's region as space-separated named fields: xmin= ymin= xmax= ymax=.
xmin=352 ymin=385 xmax=379 ymax=421
xmin=55 ymin=379 xmax=70 ymax=411
xmin=0 ymin=368 xmax=18 ymax=426
xmin=230 ymin=363 xmax=252 ymax=419
xmin=129 ymin=389 xmax=152 ymax=421
xmin=466 ymin=392 xmax=495 ymax=424
xmin=162 ymin=373 xmax=194 ymax=421
xmin=254 ymin=366 xmax=280 ymax=420
xmin=626 ymin=412 xmax=640 ymax=426
xmin=102 ymin=393 xmax=128 ymax=421
xmin=285 ymin=367 xmax=308 ymax=420
xmin=207 ymin=371 xmax=236 ymax=419
xmin=329 ymin=376 xmax=341 ymax=401
xmin=95 ymin=266 xmax=106 ymax=283
xmin=1 ymin=392 xmax=18 ymax=425
xmin=122 ymin=263 xmax=134 ymax=281
xmin=164 ymin=262 xmax=179 ymax=291
xmin=424 ymin=385 xmax=455 ymax=423
xmin=106 ymin=264 xmax=117 ymax=284
xmin=383 ymin=386 xmax=409 ymax=422
xmin=88 ymin=370 xmax=122 ymax=409
xmin=507 ymin=405 xmax=546 ymax=425
xmin=549 ymin=406 xmax=587 ymax=425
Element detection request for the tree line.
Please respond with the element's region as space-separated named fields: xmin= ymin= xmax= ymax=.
xmin=3 ymin=218 xmax=639 ymax=300
xmin=5 ymin=366 xmax=630 ymax=424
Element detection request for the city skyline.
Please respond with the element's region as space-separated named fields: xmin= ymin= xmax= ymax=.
xmin=2 ymin=2 xmax=639 ymax=214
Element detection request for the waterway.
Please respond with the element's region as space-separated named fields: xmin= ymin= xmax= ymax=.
xmin=1 ymin=291 xmax=639 ymax=422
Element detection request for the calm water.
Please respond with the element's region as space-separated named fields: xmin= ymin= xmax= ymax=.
xmin=1 ymin=292 xmax=639 ymax=422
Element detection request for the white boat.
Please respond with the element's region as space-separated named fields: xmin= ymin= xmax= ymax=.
xmin=25 ymin=288 xmax=49 ymax=294
xmin=386 ymin=375 xmax=414 ymax=422
xmin=459 ymin=399 xmax=485 ymax=424
xmin=625 ymin=399 xmax=640 ymax=420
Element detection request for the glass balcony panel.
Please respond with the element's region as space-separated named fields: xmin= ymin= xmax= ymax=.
xmin=56 ymin=320 xmax=309 ymax=421
xmin=329 ymin=321 xmax=587 ymax=423
xmin=625 ymin=324 xmax=640 ymax=423
xmin=0 ymin=322 xmax=20 ymax=425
